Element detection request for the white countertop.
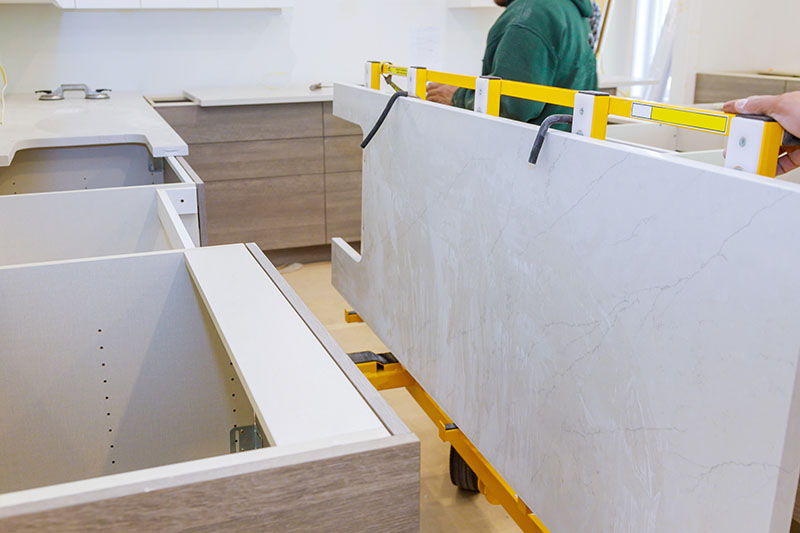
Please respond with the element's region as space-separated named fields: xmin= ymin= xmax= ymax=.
xmin=184 ymin=79 xmax=661 ymax=107
xmin=0 ymin=93 xmax=188 ymax=167
xmin=183 ymin=85 xmax=334 ymax=107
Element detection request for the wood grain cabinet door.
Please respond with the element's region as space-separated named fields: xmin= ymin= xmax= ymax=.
xmin=186 ymin=138 xmax=325 ymax=180
xmin=322 ymin=102 xmax=364 ymax=244
xmin=157 ymin=101 xmax=367 ymax=251
xmin=694 ymin=73 xmax=787 ymax=104
xmin=205 ymin=175 xmax=326 ymax=250
xmin=324 ymin=136 xmax=363 ymax=174
xmin=157 ymin=103 xmax=323 ymax=143
xmin=325 ymin=171 xmax=362 ymax=243
xmin=323 ymin=101 xmax=363 ymax=137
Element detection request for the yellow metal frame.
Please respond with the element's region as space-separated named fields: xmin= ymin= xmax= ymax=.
xmin=344 ymin=309 xmax=364 ymax=323
xmin=367 ymin=61 xmax=785 ymax=178
xmin=501 ymin=79 xmax=575 ymax=108
xmin=350 ymin=313 xmax=549 ymax=533
xmin=411 ymin=67 xmax=428 ymax=101
xmin=483 ymin=77 xmax=502 ymax=117
xmin=368 ymin=61 xmax=381 ymax=92
xmin=758 ymin=121 xmax=784 ymax=178
xmin=588 ymin=93 xmax=611 ymax=140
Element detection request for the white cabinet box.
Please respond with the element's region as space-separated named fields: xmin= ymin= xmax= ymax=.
xmin=0 ymin=243 xmax=418 ymax=531
xmin=0 ymin=149 xmax=208 ymax=265
xmin=606 ymin=121 xmax=800 ymax=181
xmin=0 ymin=90 xmax=418 ymax=531
xmin=0 ymin=93 xmax=209 ymax=255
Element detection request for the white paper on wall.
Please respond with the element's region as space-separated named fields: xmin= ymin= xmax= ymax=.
xmin=408 ymin=26 xmax=444 ymax=71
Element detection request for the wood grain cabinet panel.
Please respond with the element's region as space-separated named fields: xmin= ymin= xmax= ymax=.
xmin=155 ymin=101 xmax=370 ymax=252
xmin=326 ymin=171 xmax=362 ymax=242
xmin=694 ymin=73 xmax=786 ymax=104
xmin=157 ymin=103 xmax=323 ymax=144
xmin=324 ymin=135 xmax=363 ymax=173
xmin=3 ymin=439 xmax=419 ymax=533
xmin=204 ymin=175 xmax=326 ymax=250
xmin=323 ymin=101 xmax=364 ymax=137
xmin=187 ymin=138 xmax=324 ymax=181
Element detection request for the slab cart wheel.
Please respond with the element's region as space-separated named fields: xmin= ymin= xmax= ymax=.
xmin=449 ymin=445 xmax=479 ymax=492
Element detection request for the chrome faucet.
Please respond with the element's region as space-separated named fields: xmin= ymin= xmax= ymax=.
xmin=36 ymin=84 xmax=111 ymax=101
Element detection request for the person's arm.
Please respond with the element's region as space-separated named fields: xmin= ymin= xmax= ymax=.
xmin=452 ymin=84 xmax=475 ymax=111
xmin=448 ymin=24 xmax=557 ymax=122
xmin=723 ymin=92 xmax=800 ymax=175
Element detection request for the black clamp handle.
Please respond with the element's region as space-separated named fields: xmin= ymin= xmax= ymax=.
xmin=529 ymin=114 xmax=574 ymax=164
xmin=361 ymin=91 xmax=409 ymax=149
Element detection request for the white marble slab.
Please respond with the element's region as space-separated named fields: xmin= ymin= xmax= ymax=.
xmin=183 ymin=85 xmax=334 ymax=107
xmin=0 ymin=93 xmax=187 ymax=167
xmin=331 ymin=83 xmax=800 ymax=532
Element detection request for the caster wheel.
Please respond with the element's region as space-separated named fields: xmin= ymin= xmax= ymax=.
xmin=449 ymin=445 xmax=479 ymax=492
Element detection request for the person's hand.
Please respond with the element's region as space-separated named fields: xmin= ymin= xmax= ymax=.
xmin=427 ymin=83 xmax=458 ymax=106
xmin=723 ymin=92 xmax=800 ymax=175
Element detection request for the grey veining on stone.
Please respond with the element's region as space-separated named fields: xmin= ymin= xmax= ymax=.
xmin=330 ymin=83 xmax=800 ymax=533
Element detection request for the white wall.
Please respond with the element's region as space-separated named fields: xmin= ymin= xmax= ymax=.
xmin=670 ymin=0 xmax=799 ymax=104
xmin=693 ymin=0 xmax=797 ymax=74
xmin=0 ymin=1 xmax=500 ymax=94
xmin=4 ymin=0 xmax=792 ymax=103
xmin=601 ymin=0 xmax=799 ymax=104
xmin=595 ymin=0 xmax=637 ymax=80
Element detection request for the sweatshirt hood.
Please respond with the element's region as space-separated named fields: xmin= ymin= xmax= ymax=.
xmin=569 ymin=0 xmax=594 ymax=18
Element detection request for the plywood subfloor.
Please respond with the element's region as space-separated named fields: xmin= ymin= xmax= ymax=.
xmin=281 ymin=261 xmax=516 ymax=532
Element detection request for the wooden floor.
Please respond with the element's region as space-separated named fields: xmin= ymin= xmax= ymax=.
xmin=281 ymin=261 xmax=517 ymax=532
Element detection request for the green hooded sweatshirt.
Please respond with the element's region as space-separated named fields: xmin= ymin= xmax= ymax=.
xmin=452 ymin=0 xmax=598 ymax=125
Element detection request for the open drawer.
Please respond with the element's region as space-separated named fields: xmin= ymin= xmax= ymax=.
xmin=0 ymin=244 xmax=418 ymax=532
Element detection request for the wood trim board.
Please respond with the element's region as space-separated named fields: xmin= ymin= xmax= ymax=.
xmin=0 ymin=435 xmax=419 ymax=532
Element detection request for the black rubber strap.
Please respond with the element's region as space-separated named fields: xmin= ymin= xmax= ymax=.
xmin=529 ymin=114 xmax=574 ymax=164
xmin=784 ymin=131 xmax=800 ymax=147
xmin=361 ymin=91 xmax=409 ymax=149
xmin=736 ymin=114 xmax=800 ymax=146
xmin=347 ymin=351 xmax=399 ymax=365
